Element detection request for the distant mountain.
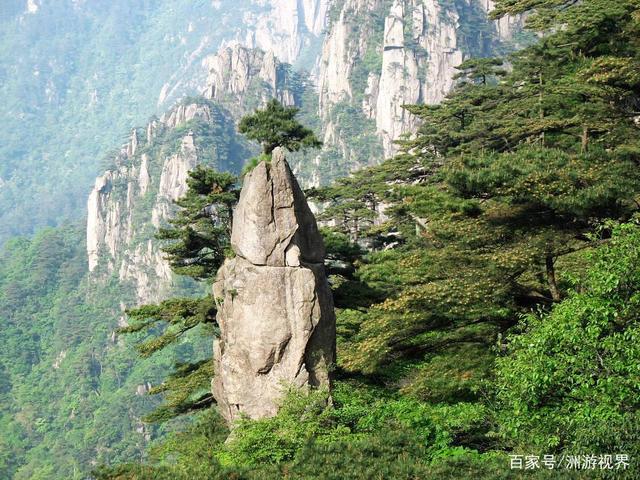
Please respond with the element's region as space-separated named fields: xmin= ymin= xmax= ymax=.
xmin=0 ymin=0 xmax=328 ymax=243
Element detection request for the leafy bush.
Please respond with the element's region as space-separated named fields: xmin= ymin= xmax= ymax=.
xmin=495 ymin=222 xmax=640 ymax=461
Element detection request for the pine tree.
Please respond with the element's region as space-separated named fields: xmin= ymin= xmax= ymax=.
xmin=238 ymin=98 xmax=322 ymax=155
xmin=324 ymin=0 xmax=640 ymax=383
xmin=119 ymin=166 xmax=238 ymax=422
xmin=119 ymin=298 xmax=218 ymax=422
xmin=452 ymin=57 xmax=506 ymax=86
xmin=156 ymin=165 xmax=237 ymax=280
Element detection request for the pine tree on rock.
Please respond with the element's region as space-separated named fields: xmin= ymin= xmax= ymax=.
xmin=238 ymin=99 xmax=322 ymax=155
xmin=119 ymin=100 xmax=322 ymax=423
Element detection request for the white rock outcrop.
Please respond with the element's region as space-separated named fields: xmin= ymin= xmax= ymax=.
xmin=242 ymin=0 xmax=329 ymax=64
xmin=479 ymin=0 xmax=525 ymax=43
xmin=155 ymin=0 xmax=329 ymax=108
xmin=419 ymin=0 xmax=464 ymax=106
xmin=375 ymin=0 xmax=421 ymax=156
xmin=317 ymin=0 xmax=521 ymax=158
xmin=212 ymin=148 xmax=335 ymax=424
xmin=86 ymin=102 xmax=213 ymax=303
xmin=317 ymin=0 xmax=380 ymax=116
xmin=202 ymin=43 xmax=296 ymax=108
xmin=151 ymin=134 xmax=199 ymax=228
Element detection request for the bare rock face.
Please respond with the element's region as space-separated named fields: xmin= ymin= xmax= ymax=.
xmin=212 ymin=148 xmax=335 ymax=424
xmin=317 ymin=0 xmax=523 ymax=159
xmin=86 ymin=101 xmax=217 ymax=304
xmin=202 ymin=44 xmax=296 ymax=111
xmin=241 ymin=0 xmax=330 ymax=65
xmin=231 ymin=148 xmax=325 ymax=266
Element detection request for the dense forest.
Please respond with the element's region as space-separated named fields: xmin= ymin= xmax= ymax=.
xmin=1 ymin=0 xmax=639 ymax=479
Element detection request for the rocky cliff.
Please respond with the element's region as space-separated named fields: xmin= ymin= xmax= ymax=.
xmin=201 ymin=44 xmax=297 ymax=111
xmin=86 ymin=42 xmax=307 ymax=304
xmin=86 ymin=98 xmax=248 ymax=303
xmin=212 ymin=148 xmax=336 ymax=424
xmin=317 ymin=0 xmax=523 ymax=158
xmin=240 ymin=0 xmax=330 ymax=66
xmin=156 ymin=0 xmax=330 ymax=108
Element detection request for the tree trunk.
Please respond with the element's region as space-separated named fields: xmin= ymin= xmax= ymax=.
xmin=581 ymin=125 xmax=589 ymax=153
xmin=546 ymin=254 xmax=561 ymax=301
xmin=539 ymin=71 xmax=545 ymax=146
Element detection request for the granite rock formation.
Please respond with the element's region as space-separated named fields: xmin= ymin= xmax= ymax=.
xmin=212 ymin=148 xmax=336 ymax=424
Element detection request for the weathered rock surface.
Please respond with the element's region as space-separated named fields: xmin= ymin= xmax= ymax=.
xmin=154 ymin=0 xmax=329 ymax=108
xmin=212 ymin=148 xmax=335 ymax=424
xmin=241 ymin=0 xmax=330 ymax=65
xmin=231 ymin=148 xmax=325 ymax=266
xmin=480 ymin=0 xmax=525 ymax=43
xmin=317 ymin=0 xmax=523 ymax=159
xmin=202 ymin=44 xmax=296 ymax=110
xmin=86 ymin=101 xmax=220 ymax=303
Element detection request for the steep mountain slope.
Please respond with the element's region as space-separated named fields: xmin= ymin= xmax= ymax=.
xmin=0 ymin=0 xmax=328 ymax=243
xmin=0 ymin=227 xmax=161 ymax=479
xmin=86 ymin=99 xmax=249 ymax=304
xmin=0 ymin=98 xmax=251 ymax=477
xmin=313 ymin=0 xmax=525 ymax=168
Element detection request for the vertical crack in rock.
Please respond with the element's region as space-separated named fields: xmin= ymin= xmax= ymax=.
xmin=212 ymin=147 xmax=336 ymax=424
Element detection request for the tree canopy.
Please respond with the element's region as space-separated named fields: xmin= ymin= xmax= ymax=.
xmin=156 ymin=166 xmax=237 ymax=279
xmin=238 ymin=99 xmax=322 ymax=155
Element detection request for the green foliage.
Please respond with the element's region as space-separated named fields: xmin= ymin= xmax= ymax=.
xmin=121 ymin=296 xmax=218 ymax=358
xmin=219 ymin=389 xmax=333 ymax=466
xmin=321 ymin=228 xmax=364 ymax=267
xmin=447 ymin=147 xmax=639 ymax=219
xmin=0 ymin=226 xmax=203 ymax=478
xmin=453 ymin=57 xmax=507 ymax=85
xmin=120 ymin=295 xmax=218 ymax=423
xmin=337 ymin=0 xmax=640 ymax=376
xmin=495 ymin=222 xmax=640 ymax=459
xmin=143 ymin=360 xmax=215 ymax=423
xmin=120 ymin=164 xmax=236 ymax=423
xmin=238 ymin=99 xmax=322 ymax=155
xmin=97 ymin=381 xmax=507 ymax=479
xmin=157 ymin=165 xmax=238 ymax=279
xmin=240 ymin=153 xmax=271 ymax=177
xmin=220 ymin=382 xmax=491 ymax=469
xmin=93 ymin=409 xmax=231 ymax=480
